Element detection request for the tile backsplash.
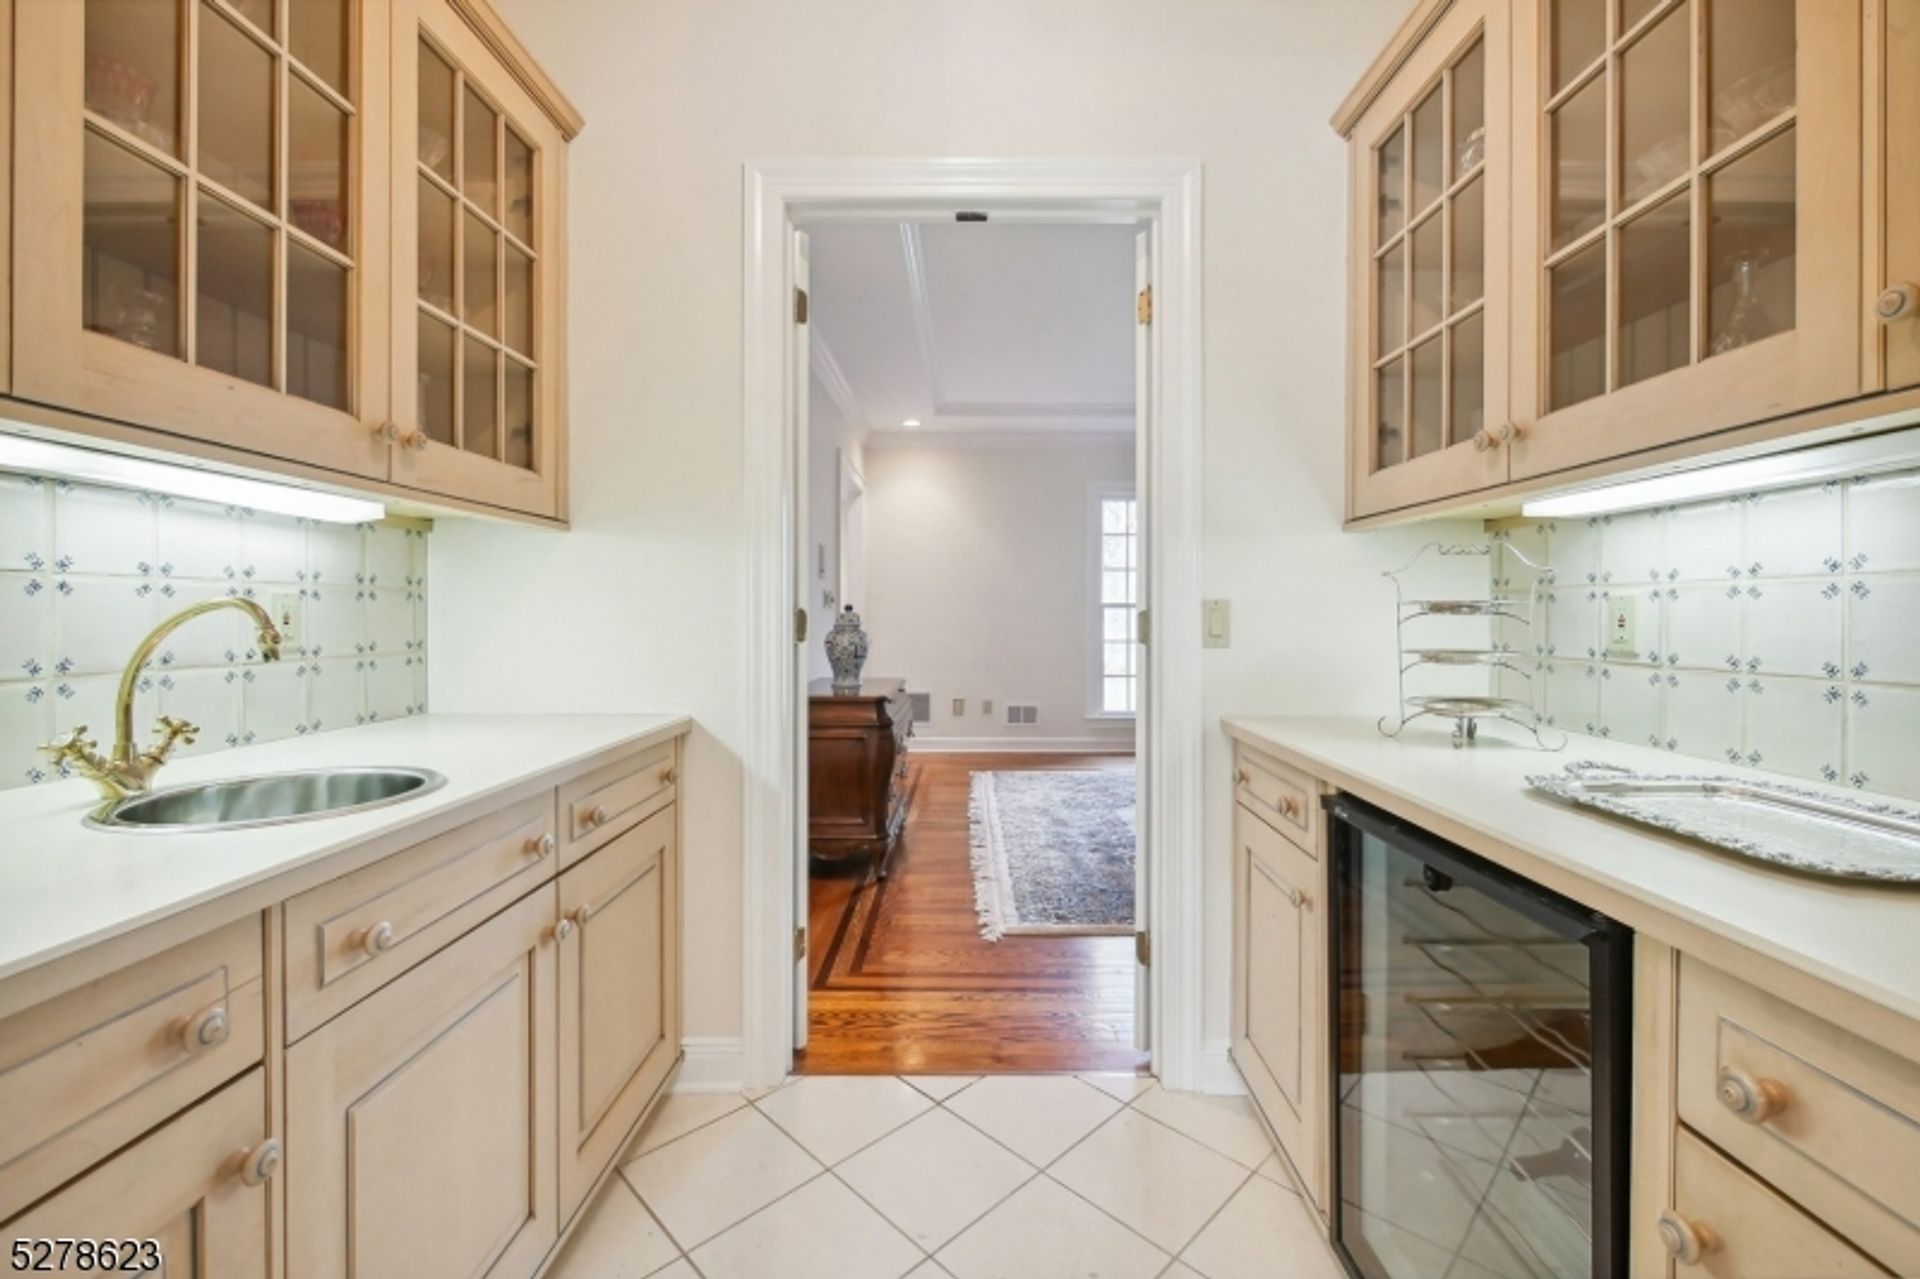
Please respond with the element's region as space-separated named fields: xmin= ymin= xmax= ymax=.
xmin=0 ymin=470 xmax=428 ymax=789
xmin=1491 ymin=469 xmax=1920 ymax=800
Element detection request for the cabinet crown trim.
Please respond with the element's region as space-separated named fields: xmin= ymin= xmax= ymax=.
xmin=1330 ymin=0 xmax=1453 ymax=136
xmin=449 ymin=0 xmax=587 ymax=138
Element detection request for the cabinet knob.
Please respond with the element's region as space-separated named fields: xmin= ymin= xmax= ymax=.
xmin=661 ymin=767 xmax=676 ymax=786
xmin=1234 ymin=768 xmax=1249 ymax=786
xmin=1472 ymin=428 xmax=1495 ymax=453
xmin=406 ymin=430 xmax=431 ymax=452
xmin=237 ymin=1138 xmax=283 ymax=1187
xmin=1494 ymin=421 xmax=1521 ymax=445
xmin=374 ymin=421 xmax=402 ymax=444
xmin=359 ymin=920 xmax=396 ymax=958
xmin=553 ymin=917 xmax=576 ymax=942
xmin=1279 ymin=795 xmax=1301 ymax=819
xmin=525 ymin=833 xmax=556 ymax=858
xmin=179 ymin=1005 xmax=230 ymax=1054
xmin=1878 ymin=282 xmax=1919 ymax=324
xmin=1656 ymin=1211 xmax=1718 ymax=1266
xmin=585 ymin=805 xmax=609 ymax=829
xmin=1716 ymin=1065 xmax=1788 ymax=1124
xmin=572 ymin=903 xmax=594 ymax=927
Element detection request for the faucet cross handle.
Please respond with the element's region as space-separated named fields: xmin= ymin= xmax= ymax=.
xmin=151 ymin=716 xmax=201 ymax=753
xmin=39 ymin=724 xmax=102 ymax=767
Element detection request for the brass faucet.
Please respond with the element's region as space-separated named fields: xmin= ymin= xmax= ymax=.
xmin=41 ymin=598 xmax=285 ymax=802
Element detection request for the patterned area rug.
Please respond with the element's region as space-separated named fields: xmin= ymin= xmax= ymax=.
xmin=968 ymin=769 xmax=1136 ymax=940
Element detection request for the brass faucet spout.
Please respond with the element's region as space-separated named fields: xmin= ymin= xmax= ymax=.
xmin=111 ymin=597 xmax=284 ymax=765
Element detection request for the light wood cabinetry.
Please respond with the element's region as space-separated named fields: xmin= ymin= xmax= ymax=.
xmin=4 ymin=1070 xmax=275 ymax=1279
xmin=556 ymin=806 xmax=680 ymax=1219
xmin=1335 ymin=0 xmax=1897 ymax=523
xmin=1662 ymin=1128 xmax=1886 ymax=1278
xmin=6 ymin=0 xmax=579 ymax=523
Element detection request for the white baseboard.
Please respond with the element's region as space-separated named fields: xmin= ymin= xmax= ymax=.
xmin=673 ymin=1037 xmax=748 ymax=1093
xmin=911 ymin=736 xmax=1135 ymax=754
xmin=1195 ymin=1038 xmax=1247 ymax=1096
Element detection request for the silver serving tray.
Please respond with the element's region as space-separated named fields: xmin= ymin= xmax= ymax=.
xmin=1527 ymin=762 xmax=1920 ymax=884
xmin=1409 ymin=694 xmax=1533 ymax=717
xmin=1404 ymin=598 xmax=1525 ymax=617
xmin=1404 ymin=649 xmax=1512 ymax=666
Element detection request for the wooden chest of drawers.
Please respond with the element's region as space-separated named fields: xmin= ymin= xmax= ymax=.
xmin=808 ymin=678 xmax=912 ymax=879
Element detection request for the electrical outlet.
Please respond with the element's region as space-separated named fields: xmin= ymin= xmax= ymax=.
xmin=982 ymin=700 xmax=993 ymax=716
xmin=268 ymin=592 xmax=301 ymax=645
xmin=1606 ymin=595 xmax=1638 ymax=657
xmin=951 ymin=697 xmax=965 ymax=716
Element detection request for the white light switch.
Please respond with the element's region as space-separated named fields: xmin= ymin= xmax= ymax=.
xmin=1203 ymin=598 xmax=1231 ymax=649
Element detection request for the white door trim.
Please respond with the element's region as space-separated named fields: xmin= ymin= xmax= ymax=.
xmin=740 ymin=158 xmax=1206 ymax=1089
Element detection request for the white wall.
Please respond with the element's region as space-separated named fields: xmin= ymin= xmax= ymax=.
xmin=862 ymin=440 xmax=1137 ymax=748
xmin=430 ymin=0 xmax=1485 ymax=1084
xmin=805 ymin=382 xmax=864 ymax=684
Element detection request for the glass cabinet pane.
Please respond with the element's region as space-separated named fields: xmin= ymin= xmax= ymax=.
xmin=462 ymin=336 xmax=498 ymax=457
xmin=86 ymin=0 xmax=180 ymax=154
xmin=289 ymin=75 xmax=348 ymax=250
xmin=198 ymin=2 xmax=274 ymax=210
xmin=418 ymin=313 xmax=455 ymax=444
xmin=1708 ymin=128 xmax=1796 ymax=355
xmin=1709 ymin=0 xmax=1796 ymax=152
xmin=1453 ymin=40 xmax=1486 ymax=178
xmin=1621 ymin=0 xmax=1662 ymax=28
xmin=418 ymin=40 xmax=455 ymax=183
xmin=288 ymin=242 xmax=347 ymax=409
xmin=463 ymin=210 xmax=498 ymax=337
xmin=290 ymin=0 xmax=348 ymax=96
xmin=462 ymin=86 xmax=497 ymax=215
xmin=1451 ymin=175 xmax=1484 ymax=312
xmin=504 ymin=359 xmax=534 ymax=469
xmin=1377 ymin=358 xmax=1405 ymax=469
xmin=1620 ymin=3 xmax=1691 ymax=205
xmin=82 ymin=131 xmax=181 ymax=356
xmin=1410 ymin=88 xmax=1445 ymax=215
xmin=1550 ymin=241 xmax=1607 ymax=408
xmin=418 ymin=175 xmax=454 ymax=312
xmin=1552 ymin=76 xmax=1607 ymax=249
xmin=1409 ymin=336 xmax=1444 ymax=458
xmin=1450 ymin=313 xmax=1485 ymax=444
xmin=195 ymin=193 xmax=272 ymax=387
xmin=1378 ymin=126 xmax=1406 ymax=243
xmin=1377 ymin=242 xmax=1406 ymax=353
xmin=505 ymin=244 xmax=533 ymax=356
xmin=1553 ymin=0 xmax=1608 ymax=91
xmin=504 ymin=128 xmax=534 ymax=243
xmin=1618 ymin=193 xmax=1691 ymax=385
xmin=1410 ymin=212 xmax=1444 ymax=336
xmin=226 ymin=0 xmax=274 ymax=36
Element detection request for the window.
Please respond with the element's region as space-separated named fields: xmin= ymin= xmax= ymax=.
xmin=1092 ymin=489 xmax=1138 ymax=716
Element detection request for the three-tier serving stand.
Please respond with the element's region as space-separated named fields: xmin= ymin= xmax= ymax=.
xmin=1377 ymin=541 xmax=1565 ymax=750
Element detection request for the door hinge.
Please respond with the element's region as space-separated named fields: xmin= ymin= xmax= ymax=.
xmin=1136 ymin=607 xmax=1151 ymax=646
xmin=1135 ymin=930 xmax=1151 ymax=966
xmin=795 ymin=607 xmax=809 ymax=644
xmin=1136 ymin=285 xmax=1153 ymax=326
xmin=794 ymin=286 xmax=810 ymax=325
xmin=794 ymin=926 xmax=808 ymax=961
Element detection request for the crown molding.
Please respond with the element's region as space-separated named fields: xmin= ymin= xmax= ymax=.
xmin=808 ymin=333 xmax=867 ymax=433
xmin=864 ymin=427 xmax=1133 ymax=450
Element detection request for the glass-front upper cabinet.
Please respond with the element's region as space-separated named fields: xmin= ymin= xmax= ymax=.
xmin=1884 ymin=0 xmax=1920 ymax=391
xmin=13 ymin=0 xmax=390 ymax=480
xmin=1343 ymin=0 xmax=1513 ymax=521
xmin=1508 ymin=0 xmax=1863 ymax=479
xmin=391 ymin=0 xmax=573 ymax=519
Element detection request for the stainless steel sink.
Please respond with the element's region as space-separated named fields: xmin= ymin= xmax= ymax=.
xmin=86 ymin=766 xmax=448 ymax=831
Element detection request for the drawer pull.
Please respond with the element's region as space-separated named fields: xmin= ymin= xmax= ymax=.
xmin=526 ymin=832 xmax=556 ymax=858
xmin=661 ymin=767 xmax=676 ymax=785
xmin=1234 ymin=768 xmax=1249 ymax=785
xmin=359 ymin=920 xmax=397 ymax=958
xmin=238 ymin=1138 xmax=283 ymax=1187
xmin=1279 ymin=795 xmax=1301 ymax=820
xmin=1716 ymin=1066 xmax=1789 ymax=1124
xmin=572 ymin=902 xmax=594 ymax=927
xmin=179 ymin=1005 xmax=230 ymax=1054
xmin=1656 ymin=1211 xmax=1719 ymax=1265
xmin=553 ymin=917 xmax=575 ymax=942
xmin=584 ymin=805 xmax=609 ymax=830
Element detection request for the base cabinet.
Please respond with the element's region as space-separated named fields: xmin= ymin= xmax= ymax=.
xmin=3 ymin=1070 xmax=272 ymax=1278
xmin=286 ymin=888 xmax=558 ymax=1279
xmin=557 ymin=806 xmax=681 ymax=1220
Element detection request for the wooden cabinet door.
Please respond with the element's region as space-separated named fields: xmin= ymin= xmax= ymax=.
xmin=1508 ymin=0 xmax=1864 ymax=480
xmin=1230 ymin=803 xmax=1323 ymax=1212
xmin=1346 ymin=0 xmax=1513 ymax=519
xmin=1884 ymin=0 xmax=1920 ymax=389
xmin=285 ymin=888 xmax=558 ymax=1279
xmin=557 ymin=806 xmax=680 ymax=1221
xmin=12 ymin=0 xmax=391 ymax=480
xmin=2 ymin=1069 xmax=273 ymax=1278
xmin=388 ymin=0 xmax=568 ymax=518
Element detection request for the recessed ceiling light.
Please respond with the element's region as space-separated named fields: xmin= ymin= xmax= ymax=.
xmin=901 ymin=419 xmax=922 ymax=428
xmin=0 ymin=434 xmax=386 ymax=524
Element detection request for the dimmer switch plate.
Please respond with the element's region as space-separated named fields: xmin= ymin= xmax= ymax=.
xmin=1606 ymin=595 xmax=1638 ymax=657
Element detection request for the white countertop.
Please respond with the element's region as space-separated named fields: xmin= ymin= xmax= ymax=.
xmin=0 ymin=713 xmax=689 ymax=986
xmin=1224 ymin=716 xmax=1920 ymax=1026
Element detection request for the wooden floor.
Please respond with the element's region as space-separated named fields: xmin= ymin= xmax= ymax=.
xmin=796 ymin=752 xmax=1149 ymax=1076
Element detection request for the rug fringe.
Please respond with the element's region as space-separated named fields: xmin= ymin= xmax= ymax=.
xmin=967 ymin=774 xmax=1012 ymax=941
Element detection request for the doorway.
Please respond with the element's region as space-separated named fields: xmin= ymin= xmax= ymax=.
xmin=741 ymin=160 xmax=1206 ymax=1091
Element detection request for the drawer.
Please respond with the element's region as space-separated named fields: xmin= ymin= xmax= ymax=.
xmin=0 ymin=914 xmax=264 ymax=1220
xmin=284 ymin=791 xmax=557 ymax=1041
xmin=1658 ymin=1128 xmax=1885 ymax=1277
xmin=1676 ymin=956 xmax=1920 ymax=1274
xmin=1234 ymin=745 xmax=1319 ymax=855
xmin=559 ymin=740 xmax=677 ymax=867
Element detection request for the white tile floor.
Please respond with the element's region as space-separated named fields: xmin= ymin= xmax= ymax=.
xmin=549 ymin=1074 xmax=1349 ymax=1279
